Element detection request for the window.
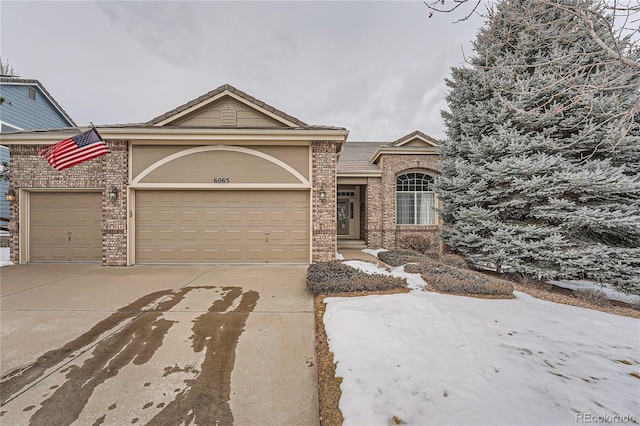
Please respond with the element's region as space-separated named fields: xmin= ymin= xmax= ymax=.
xmin=396 ymin=172 xmax=436 ymax=225
xmin=27 ymin=87 xmax=37 ymax=101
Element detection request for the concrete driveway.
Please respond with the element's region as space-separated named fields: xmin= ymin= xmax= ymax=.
xmin=0 ymin=264 xmax=318 ymax=426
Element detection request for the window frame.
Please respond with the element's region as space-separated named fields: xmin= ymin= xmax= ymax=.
xmin=396 ymin=172 xmax=436 ymax=225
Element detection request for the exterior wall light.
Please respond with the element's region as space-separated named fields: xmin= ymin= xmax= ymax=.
xmin=107 ymin=186 xmax=118 ymax=202
xmin=5 ymin=188 xmax=16 ymax=202
xmin=319 ymin=189 xmax=327 ymax=200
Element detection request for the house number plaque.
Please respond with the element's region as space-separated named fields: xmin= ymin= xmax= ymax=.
xmin=213 ymin=178 xmax=231 ymax=183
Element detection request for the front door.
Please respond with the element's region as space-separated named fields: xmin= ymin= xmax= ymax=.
xmin=337 ymin=199 xmax=350 ymax=236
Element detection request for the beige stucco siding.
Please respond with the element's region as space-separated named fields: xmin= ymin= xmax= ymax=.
xmin=131 ymin=145 xmax=310 ymax=183
xmin=137 ymin=150 xmax=301 ymax=184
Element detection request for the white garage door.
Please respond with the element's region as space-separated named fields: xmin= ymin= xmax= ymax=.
xmin=135 ymin=190 xmax=310 ymax=263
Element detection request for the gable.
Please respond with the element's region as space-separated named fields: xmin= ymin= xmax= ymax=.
xmin=401 ymin=138 xmax=433 ymax=147
xmin=0 ymin=79 xmax=76 ymax=131
xmin=390 ymin=130 xmax=439 ymax=148
xmin=168 ymin=97 xmax=288 ymax=128
xmin=147 ymin=84 xmax=307 ymax=128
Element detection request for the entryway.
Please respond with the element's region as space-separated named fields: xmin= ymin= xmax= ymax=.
xmin=336 ymin=186 xmax=363 ymax=240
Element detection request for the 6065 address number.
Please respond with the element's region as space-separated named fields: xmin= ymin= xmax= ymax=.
xmin=213 ymin=177 xmax=230 ymax=183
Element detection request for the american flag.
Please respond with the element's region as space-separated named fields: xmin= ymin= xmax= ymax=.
xmin=38 ymin=128 xmax=110 ymax=171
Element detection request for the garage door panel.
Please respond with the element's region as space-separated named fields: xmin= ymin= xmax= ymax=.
xmin=30 ymin=192 xmax=102 ymax=262
xmin=292 ymin=231 xmax=310 ymax=243
xmin=136 ymin=190 xmax=310 ymax=263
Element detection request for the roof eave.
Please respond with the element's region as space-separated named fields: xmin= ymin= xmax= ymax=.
xmin=0 ymin=126 xmax=350 ymax=144
xmin=369 ymin=147 xmax=441 ymax=164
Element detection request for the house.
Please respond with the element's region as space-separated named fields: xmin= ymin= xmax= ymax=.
xmin=0 ymin=84 xmax=440 ymax=265
xmin=0 ymin=77 xmax=77 ymax=231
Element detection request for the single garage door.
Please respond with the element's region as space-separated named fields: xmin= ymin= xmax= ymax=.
xmin=30 ymin=192 xmax=102 ymax=262
xmin=135 ymin=190 xmax=310 ymax=263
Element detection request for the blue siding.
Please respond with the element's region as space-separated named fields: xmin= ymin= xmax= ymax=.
xmin=0 ymin=84 xmax=74 ymax=130
xmin=0 ymin=82 xmax=75 ymax=229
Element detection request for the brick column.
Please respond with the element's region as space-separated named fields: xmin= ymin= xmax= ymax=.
xmin=379 ymin=156 xmax=397 ymax=248
xmin=311 ymin=141 xmax=337 ymax=262
xmin=366 ymin=177 xmax=383 ymax=248
xmin=102 ymin=140 xmax=128 ymax=266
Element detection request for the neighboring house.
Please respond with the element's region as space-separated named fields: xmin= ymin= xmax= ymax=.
xmin=0 ymin=77 xmax=77 ymax=231
xmin=0 ymin=84 xmax=440 ymax=265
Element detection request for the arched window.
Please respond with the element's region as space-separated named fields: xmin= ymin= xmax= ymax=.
xmin=396 ymin=172 xmax=436 ymax=225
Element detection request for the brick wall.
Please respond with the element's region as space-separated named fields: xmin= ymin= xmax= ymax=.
xmin=8 ymin=141 xmax=128 ymax=265
xmin=311 ymin=141 xmax=337 ymax=262
xmin=102 ymin=141 xmax=128 ymax=265
xmin=365 ymin=177 xmax=383 ymax=248
xmin=377 ymin=153 xmax=441 ymax=249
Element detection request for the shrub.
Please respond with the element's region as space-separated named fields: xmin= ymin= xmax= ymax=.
xmin=409 ymin=262 xmax=513 ymax=298
xmin=403 ymin=263 xmax=424 ymax=274
xmin=574 ymin=288 xmax=610 ymax=307
xmin=508 ymin=273 xmax=552 ymax=291
xmin=378 ymin=250 xmax=426 ymax=267
xmin=440 ymin=253 xmax=468 ymax=269
xmin=307 ymin=261 xmax=406 ymax=296
xmin=397 ymin=233 xmax=440 ymax=255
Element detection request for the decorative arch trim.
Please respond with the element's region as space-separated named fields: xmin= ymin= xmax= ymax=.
xmin=132 ymin=145 xmax=310 ymax=185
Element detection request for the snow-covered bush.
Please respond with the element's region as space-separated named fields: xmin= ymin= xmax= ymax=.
xmin=306 ymin=262 xmax=406 ymax=296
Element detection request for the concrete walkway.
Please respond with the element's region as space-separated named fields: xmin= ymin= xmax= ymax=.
xmin=0 ymin=264 xmax=318 ymax=425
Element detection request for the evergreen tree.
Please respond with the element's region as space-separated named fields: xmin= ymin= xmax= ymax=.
xmin=438 ymin=0 xmax=640 ymax=292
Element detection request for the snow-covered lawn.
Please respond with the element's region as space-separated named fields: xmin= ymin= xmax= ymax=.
xmin=324 ymin=260 xmax=640 ymax=425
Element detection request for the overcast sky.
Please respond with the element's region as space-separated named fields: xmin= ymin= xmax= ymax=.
xmin=1 ymin=1 xmax=485 ymax=141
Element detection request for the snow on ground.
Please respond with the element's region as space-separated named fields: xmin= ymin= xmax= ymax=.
xmin=336 ymin=252 xmax=345 ymax=260
xmin=1 ymin=247 xmax=13 ymax=267
xmin=549 ymin=279 xmax=640 ymax=305
xmin=344 ymin=260 xmax=427 ymax=291
xmin=344 ymin=260 xmax=390 ymax=276
xmin=325 ymin=261 xmax=640 ymax=426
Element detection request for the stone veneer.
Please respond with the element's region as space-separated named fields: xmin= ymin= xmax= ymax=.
xmin=8 ymin=140 xmax=128 ymax=265
xmin=373 ymin=153 xmax=441 ymax=249
xmin=311 ymin=140 xmax=338 ymax=262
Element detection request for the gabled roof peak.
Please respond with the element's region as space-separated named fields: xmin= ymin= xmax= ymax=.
xmin=389 ymin=130 xmax=439 ymax=147
xmin=0 ymin=77 xmax=77 ymax=127
xmin=146 ymin=83 xmax=308 ymax=127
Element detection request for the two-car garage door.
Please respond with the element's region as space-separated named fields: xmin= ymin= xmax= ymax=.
xmin=135 ymin=190 xmax=310 ymax=263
